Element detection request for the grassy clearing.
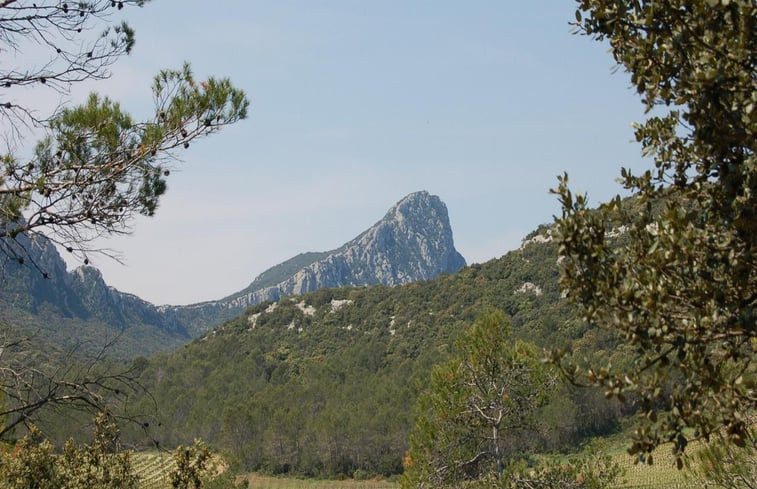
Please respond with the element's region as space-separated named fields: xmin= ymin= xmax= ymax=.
xmin=236 ymin=444 xmax=702 ymax=489
xmin=131 ymin=446 xmax=698 ymax=489
xmin=612 ymin=453 xmax=698 ymax=488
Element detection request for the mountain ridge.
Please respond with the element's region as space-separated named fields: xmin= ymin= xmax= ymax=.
xmin=0 ymin=191 xmax=466 ymax=356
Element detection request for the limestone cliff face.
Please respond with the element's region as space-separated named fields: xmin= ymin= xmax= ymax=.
xmin=171 ymin=191 xmax=466 ymax=334
xmin=267 ymin=190 xmax=465 ymax=295
xmin=0 ymin=231 xmax=189 ymax=358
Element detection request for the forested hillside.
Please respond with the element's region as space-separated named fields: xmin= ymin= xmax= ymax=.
xmin=125 ymin=228 xmax=625 ymax=477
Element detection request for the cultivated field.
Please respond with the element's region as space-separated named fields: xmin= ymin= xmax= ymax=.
xmin=611 ymin=450 xmax=699 ymax=489
xmin=132 ymin=451 xmax=175 ymax=489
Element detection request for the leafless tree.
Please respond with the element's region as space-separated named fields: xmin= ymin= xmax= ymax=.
xmin=0 ymin=327 xmax=156 ymax=441
xmin=1 ymin=1 xmax=146 ymax=135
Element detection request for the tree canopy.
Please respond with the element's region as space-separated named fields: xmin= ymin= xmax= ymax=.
xmin=552 ymin=0 xmax=755 ymax=462
xmin=0 ymin=1 xmax=249 ymax=271
xmin=401 ymin=311 xmax=555 ymax=488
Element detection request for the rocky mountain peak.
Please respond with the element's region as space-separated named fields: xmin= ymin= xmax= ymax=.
xmin=383 ymin=192 xmax=447 ymax=235
xmin=170 ymin=191 xmax=467 ymax=335
xmin=70 ymin=264 xmax=104 ymax=283
xmin=340 ymin=190 xmax=465 ymax=286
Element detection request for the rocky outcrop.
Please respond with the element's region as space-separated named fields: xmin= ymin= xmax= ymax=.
xmin=264 ymin=191 xmax=465 ymax=294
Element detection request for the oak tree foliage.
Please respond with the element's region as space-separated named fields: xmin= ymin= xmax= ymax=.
xmin=0 ymin=412 xmax=138 ymax=489
xmin=170 ymin=440 xmax=211 ymax=489
xmin=0 ymin=412 xmax=228 ymax=489
xmin=551 ymin=0 xmax=755 ymax=463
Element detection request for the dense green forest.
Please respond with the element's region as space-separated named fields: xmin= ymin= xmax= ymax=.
xmin=123 ymin=231 xmax=625 ymax=477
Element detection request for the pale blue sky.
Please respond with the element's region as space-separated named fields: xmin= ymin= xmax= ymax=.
xmin=42 ymin=1 xmax=650 ymax=304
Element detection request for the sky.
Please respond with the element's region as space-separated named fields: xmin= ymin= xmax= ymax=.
xmin=15 ymin=1 xmax=652 ymax=305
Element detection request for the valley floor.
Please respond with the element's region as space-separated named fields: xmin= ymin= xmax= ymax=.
xmin=132 ymin=434 xmax=713 ymax=489
xmin=240 ymin=474 xmax=397 ymax=489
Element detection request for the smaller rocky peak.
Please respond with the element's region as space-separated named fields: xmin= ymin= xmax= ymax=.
xmin=70 ymin=264 xmax=105 ymax=283
xmin=69 ymin=265 xmax=110 ymax=306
